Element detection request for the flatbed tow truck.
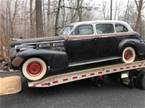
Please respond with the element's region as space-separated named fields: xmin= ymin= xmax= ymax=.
xmin=28 ymin=60 xmax=145 ymax=89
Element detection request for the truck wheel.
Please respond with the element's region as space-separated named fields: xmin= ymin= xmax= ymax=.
xmin=122 ymin=47 xmax=136 ymax=63
xmin=135 ymin=71 xmax=145 ymax=90
xmin=22 ymin=58 xmax=47 ymax=81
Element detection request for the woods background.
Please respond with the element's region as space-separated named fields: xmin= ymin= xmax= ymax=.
xmin=0 ymin=0 xmax=145 ymax=60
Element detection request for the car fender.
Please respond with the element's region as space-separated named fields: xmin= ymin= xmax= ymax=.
xmin=118 ymin=39 xmax=141 ymax=54
xmin=12 ymin=49 xmax=68 ymax=71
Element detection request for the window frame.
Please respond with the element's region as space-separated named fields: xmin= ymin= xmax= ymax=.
xmin=115 ymin=23 xmax=129 ymax=33
xmin=95 ymin=23 xmax=115 ymax=35
xmin=71 ymin=24 xmax=95 ymax=36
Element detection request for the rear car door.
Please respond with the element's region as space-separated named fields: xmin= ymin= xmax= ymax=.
xmin=65 ymin=24 xmax=96 ymax=63
xmin=94 ymin=23 xmax=119 ymax=58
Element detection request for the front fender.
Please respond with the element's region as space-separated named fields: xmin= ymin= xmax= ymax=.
xmin=12 ymin=49 xmax=68 ymax=71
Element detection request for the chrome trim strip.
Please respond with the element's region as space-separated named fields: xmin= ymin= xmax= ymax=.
xmin=69 ymin=57 xmax=121 ymax=67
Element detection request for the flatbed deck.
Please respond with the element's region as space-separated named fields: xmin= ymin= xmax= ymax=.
xmin=28 ymin=60 xmax=145 ymax=88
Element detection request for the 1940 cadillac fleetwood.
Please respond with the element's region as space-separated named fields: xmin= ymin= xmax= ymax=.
xmin=10 ymin=20 xmax=145 ymax=81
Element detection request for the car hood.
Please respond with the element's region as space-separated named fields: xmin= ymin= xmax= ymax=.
xmin=11 ymin=36 xmax=65 ymax=47
xmin=10 ymin=36 xmax=65 ymax=58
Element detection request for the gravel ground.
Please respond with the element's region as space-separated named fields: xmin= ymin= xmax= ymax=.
xmin=0 ymin=72 xmax=145 ymax=108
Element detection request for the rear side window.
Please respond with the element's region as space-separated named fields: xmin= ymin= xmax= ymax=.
xmin=115 ymin=24 xmax=128 ymax=32
xmin=96 ymin=24 xmax=114 ymax=34
xmin=72 ymin=25 xmax=94 ymax=35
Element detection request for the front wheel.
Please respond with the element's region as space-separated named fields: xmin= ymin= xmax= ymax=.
xmin=122 ymin=47 xmax=136 ymax=63
xmin=22 ymin=58 xmax=47 ymax=81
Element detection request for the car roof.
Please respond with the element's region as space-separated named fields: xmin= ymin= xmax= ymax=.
xmin=70 ymin=20 xmax=128 ymax=25
xmin=69 ymin=20 xmax=133 ymax=32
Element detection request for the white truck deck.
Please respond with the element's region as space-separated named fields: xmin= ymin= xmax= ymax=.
xmin=28 ymin=60 xmax=145 ymax=88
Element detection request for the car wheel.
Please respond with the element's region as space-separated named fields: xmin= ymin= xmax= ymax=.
xmin=22 ymin=58 xmax=47 ymax=81
xmin=122 ymin=47 xmax=136 ymax=63
xmin=135 ymin=71 xmax=145 ymax=90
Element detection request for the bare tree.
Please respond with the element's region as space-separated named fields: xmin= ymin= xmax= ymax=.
xmin=134 ymin=0 xmax=144 ymax=34
xmin=36 ymin=0 xmax=43 ymax=37
xmin=124 ymin=0 xmax=130 ymax=22
xmin=8 ymin=0 xmax=19 ymax=38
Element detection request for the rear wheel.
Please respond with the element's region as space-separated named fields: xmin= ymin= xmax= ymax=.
xmin=135 ymin=71 xmax=145 ymax=90
xmin=122 ymin=47 xmax=136 ymax=63
xmin=22 ymin=58 xmax=47 ymax=81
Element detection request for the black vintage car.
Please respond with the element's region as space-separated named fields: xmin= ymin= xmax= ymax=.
xmin=11 ymin=20 xmax=145 ymax=81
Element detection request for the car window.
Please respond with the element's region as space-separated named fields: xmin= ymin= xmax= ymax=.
xmin=96 ymin=24 xmax=114 ymax=34
xmin=72 ymin=25 xmax=94 ymax=35
xmin=115 ymin=24 xmax=128 ymax=32
xmin=60 ymin=26 xmax=73 ymax=35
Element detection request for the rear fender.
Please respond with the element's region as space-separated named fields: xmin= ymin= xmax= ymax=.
xmin=118 ymin=39 xmax=140 ymax=54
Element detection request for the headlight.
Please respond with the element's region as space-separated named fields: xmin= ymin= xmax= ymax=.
xmin=11 ymin=56 xmax=24 ymax=67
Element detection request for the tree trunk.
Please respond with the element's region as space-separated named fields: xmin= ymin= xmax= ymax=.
xmin=134 ymin=0 xmax=143 ymax=34
xmin=35 ymin=0 xmax=43 ymax=37
xmin=55 ymin=0 xmax=62 ymax=36
xmin=110 ymin=0 xmax=113 ymax=20
xmin=47 ymin=0 xmax=50 ymax=36
xmin=77 ymin=0 xmax=83 ymax=21
xmin=30 ymin=0 xmax=33 ymax=37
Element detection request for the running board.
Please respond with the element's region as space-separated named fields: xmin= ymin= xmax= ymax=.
xmin=28 ymin=60 xmax=145 ymax=88
xmin=69 ymin=57 xmax=121 ymax=67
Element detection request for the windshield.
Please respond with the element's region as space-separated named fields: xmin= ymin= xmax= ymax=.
xmin=60 ymin=26 xmax=73 ymax=35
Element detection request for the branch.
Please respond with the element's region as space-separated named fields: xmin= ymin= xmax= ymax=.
xmin=60 ymin=5 xmax=97 ymax=11
xmin=134 ymin=0 xmax=139 ymax=10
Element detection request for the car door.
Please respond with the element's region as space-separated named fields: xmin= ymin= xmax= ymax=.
xmin=94 ymin=23 xmax=119 ymax=59
xmin=65 ymin=24 xmax=96 ymax=63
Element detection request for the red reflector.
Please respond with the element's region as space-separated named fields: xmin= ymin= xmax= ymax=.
xmin=53 ymin=81 xmax=58 ymax=84
xmin=90 ymin=73 xmax=95 ymax=76
xmin=63 ymin=78 xmax=68 ymax=81
xmin=106 ymin=70 xmax=110 ymax=72
xmin=42 ymin=83 xmax=50 ymax=86
xmin=82 ymin=75 xmax=86 ymax=77
xmin=72 ymin=76 xmax=78 ymax=79
xmin=120 ymin=68 xmax=124 ymax=70
xmin=98 ymin=72 xmax=102 ymax=74
xmin=126 ymin=67 xmax=130 ymax=69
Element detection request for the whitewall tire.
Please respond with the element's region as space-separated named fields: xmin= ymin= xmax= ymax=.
xmin=122 ymin=47 xmax=136 ymax=63
xmin=22 ymin=58 xmax=47 ymax=81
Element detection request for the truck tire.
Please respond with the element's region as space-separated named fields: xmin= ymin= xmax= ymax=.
xmin=122 ymin=47 xmax=136 ymax=63
xmin=135 ymin=71 xmax=145 ymax=90
xmin=22 ymin=58 xmax=47 ymax=81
